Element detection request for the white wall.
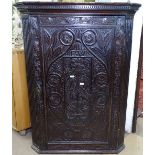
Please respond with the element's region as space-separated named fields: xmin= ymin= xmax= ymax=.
xmin=125 ymin=0 xmax=143 ymax=132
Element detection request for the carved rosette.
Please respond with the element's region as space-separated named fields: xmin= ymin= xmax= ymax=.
xmin=92 ymin=60 xmax=109 ymax=115
xmin=82 ymin=30 xmax=96 ymax=46
xmin=46 ymin=59 xmax=64 ymax=114
xmin=59 ymin=30 xmax=74 ymax=46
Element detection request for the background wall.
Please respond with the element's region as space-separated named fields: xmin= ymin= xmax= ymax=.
xmin=124 ymin=0 xmax=143 ymax=132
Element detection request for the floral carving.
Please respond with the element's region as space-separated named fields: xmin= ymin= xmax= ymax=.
xmin=39 ymin=16 xmax=118 ymax=26
xmin=22 ymin=15 xmax=47 ymax=149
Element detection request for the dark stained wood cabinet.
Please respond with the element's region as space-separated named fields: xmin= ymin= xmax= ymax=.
xmin=15 ymin=2 xmax=141 ymax=154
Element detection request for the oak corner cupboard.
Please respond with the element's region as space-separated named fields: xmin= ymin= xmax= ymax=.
xmin=15 ymin=2 xmax=141 ymax=154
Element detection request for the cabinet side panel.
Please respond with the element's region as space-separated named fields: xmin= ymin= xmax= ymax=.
xmin=21 ymin=15 xmax=47 ymax=149
xmin=111 ymin=15 xmax=134 ymax=147
xmin=109 ymin=16 xmax=129 ymax=148
xmin=119 ymin=15 xmax=134 ymax=139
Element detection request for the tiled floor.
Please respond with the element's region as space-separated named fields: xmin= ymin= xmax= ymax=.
xmin=12 ymin=118 xmax=143 ymax=155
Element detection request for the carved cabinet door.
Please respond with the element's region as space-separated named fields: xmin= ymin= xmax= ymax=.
xmin=37 ymin=15 xmax=127 ymax=150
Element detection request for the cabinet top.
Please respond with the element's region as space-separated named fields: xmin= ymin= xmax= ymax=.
xmin=14 ymin=2 xmax=141 ymax=14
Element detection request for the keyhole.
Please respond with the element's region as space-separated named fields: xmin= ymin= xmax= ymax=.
xmin=80 ymin=82 xmax=84 ymax=86
xmin=70 ymin=75 xmax=75 ymax=78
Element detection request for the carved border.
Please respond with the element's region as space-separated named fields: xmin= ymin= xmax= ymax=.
xmin=22 ymin=15 xmax=47 ymax=149
xmin=15 ymin=2 xmax=141 ymax=13
xmin=39 ymin=16 xmax=117 ymax=26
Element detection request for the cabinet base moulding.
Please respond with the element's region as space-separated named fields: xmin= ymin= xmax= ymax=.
xmin=31 ymin=144 xmax=125 ymax=154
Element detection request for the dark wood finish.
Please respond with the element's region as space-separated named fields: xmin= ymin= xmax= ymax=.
xmin=132 ymin=27 xmax=143 ymax=133
xmin=15 ymin=2 xmax=141 ymax=154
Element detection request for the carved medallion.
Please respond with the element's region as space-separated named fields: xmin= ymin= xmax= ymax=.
xmin=59 ymin=30 xmax=74 ymax=45
xmin=82 ymin=30 xmax=96 ymax=46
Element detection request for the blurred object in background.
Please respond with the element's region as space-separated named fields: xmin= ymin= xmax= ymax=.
xmin=12 ymin=0 xmax=23 ymax=49
xmin=12 ymin=49 xmax=31 ymax=135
